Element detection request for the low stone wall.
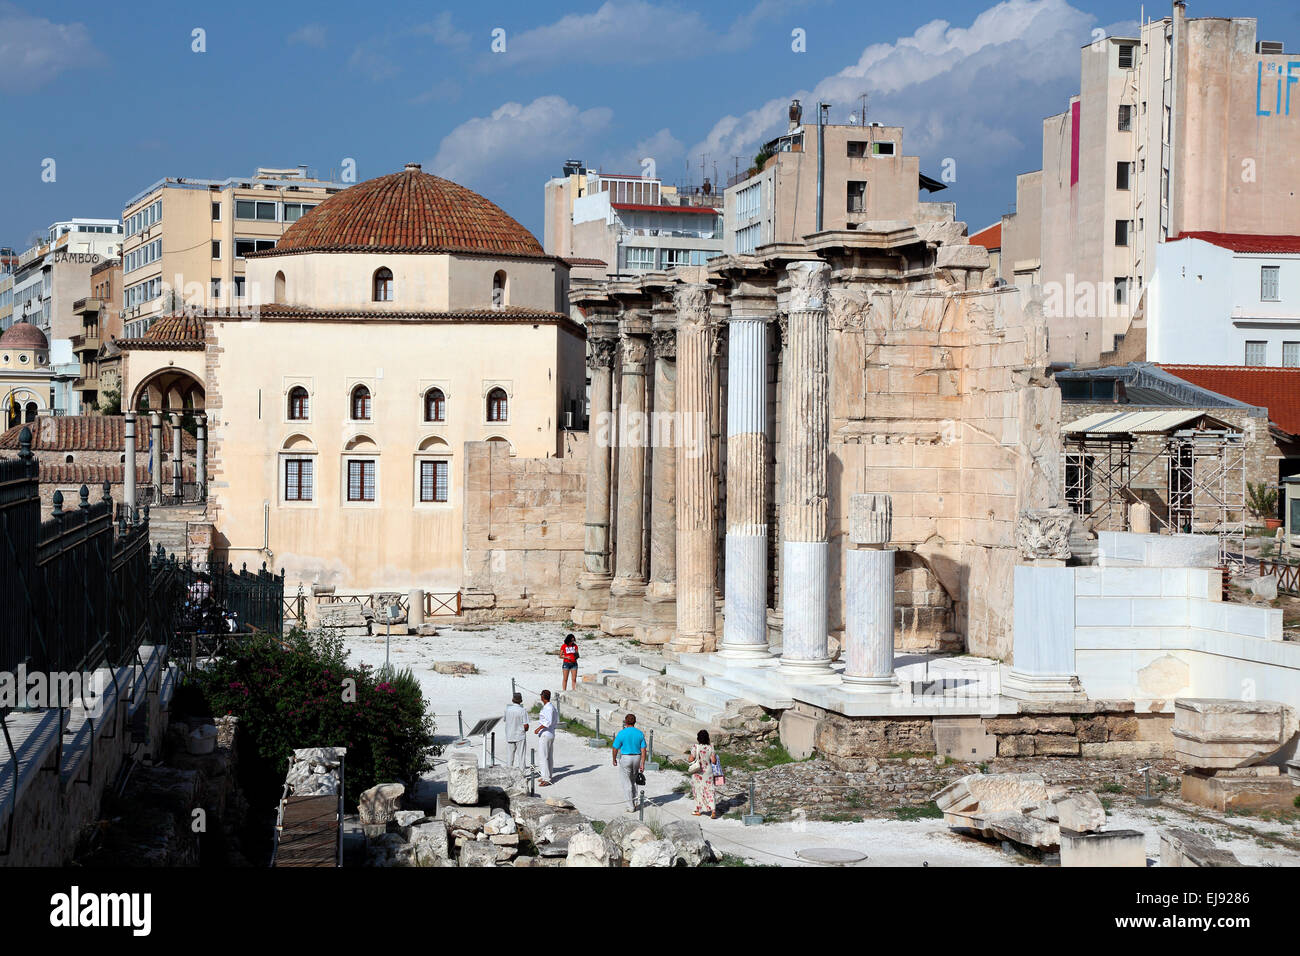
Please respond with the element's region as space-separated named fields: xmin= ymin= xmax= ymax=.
xmin=461 ymin=434 xmax=587 ymax=620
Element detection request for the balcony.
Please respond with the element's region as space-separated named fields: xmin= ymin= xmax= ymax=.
xmin=70 ymin=332 xmax=101 ymax=353
xmin=73 ymin=297 xmax=103 ymax=316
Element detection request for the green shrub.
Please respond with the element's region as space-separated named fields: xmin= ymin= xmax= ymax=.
xmin=188 ymin=628 xmax=436 ymax=809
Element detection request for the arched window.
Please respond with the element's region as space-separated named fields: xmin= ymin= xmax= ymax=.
xmin=373 ymin=267 xmax=394 ymax=302
xmin=288 ymin=386 xmax=309 ymax=420
xmin=24 ymin=402 xmax=37 ymax=423
xmin=486 ymin=387 xmax=508 ymax=423
xmin=274 ymin=271 xmax=286 ymax=304
xmin=350 ymin=384 xmax=371 ymax=420
xmin=424 ymin=387 xmax=445 ymax=422
xmin=491 ymin=270 xmax=507 ymax=309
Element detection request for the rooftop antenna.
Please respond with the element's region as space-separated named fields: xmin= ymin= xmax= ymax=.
xmin=859 ymin=92 xmax=869 ymax=127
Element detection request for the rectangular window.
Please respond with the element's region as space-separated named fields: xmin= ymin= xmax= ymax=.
xmin=283 ymin=202 xmax=315 ymax=222
xmin=285 ymin=458 xmax=313 ymax=501
xmin=212 ymin=240 xmax=221 ymax=259
xmin=234 ymin=276 xmax=246 ymax=299
xmin=735 ymin=223 xmax=760 ymax=255
xmin=1115 ymin=220 xmax=1131 ymax=246
xmin=734 ymin=183 xmax=761 ymax=222
xmin=1262 ymin=265 xmax=1280 ymax=301
xmin=872 ymin=141 xmax=895 ymax=156
xmin=1283 ymin=342 xmax=1300 ymax=367
xmin=847 ymin=141 xmax=868 ymax=158
xmin=211 ymin=278 xmax=221 ymax=299
xmin=234 ymin=238 xmax=276 ymax=258
xmin=1114 ymin=277 xmax=1130 ymax=305
xmin=420 ymin=460 xmax=449 ymax=503
xmin=236 ymin=199 xmax=278 ymax=221
xmin=661 ymin=248 xmax=691 ymax=269
xmin=347 ymin=460 xmax=376 ymax=502
xmin=1116 ymin=162 xmax=1131 ymax=190
xmin=1118 ymin=44 xmax=1135 ymax=68
xmin=1245 ymin=340 xmax=1268 ymax=366
xmin=847 ymin=181 xmax=867 ymax=214
xmin=1118 ymin=104 xmax=1132 ymax=131
xmin=212 ymin=202 xmax=221 ymax=221
xmin=625 ymin=247 xmax=655 ymax=270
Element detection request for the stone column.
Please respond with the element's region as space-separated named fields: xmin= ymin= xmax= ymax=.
xmin=123 ymin=411 xmax=137 ymax=518
xmin=780 ymin=260 xmax=832 ymax=672
xmin=843 ymin=494 xmax=897 ymax=688
xmin=149 ymin=411 xmax=163 ymax=503
xmin=1003 ymin=507 xmax=1085 ymax=701
xmin=573 ymin=321 xmax=619 ymax=627
xmin=720 ymin=304 xmax=771 ymax=659
xmin=601 ymin=327 xmax=650 ymax=635
xmin=671 ymin=284 xmax=717 ymax=653
xmin=636 ymin=313 xmax=678 ymax=645
xmin=195 ymin=413 xmax=207 ymax=496
xmin=170 ymin=413 xmax=184 ymax=498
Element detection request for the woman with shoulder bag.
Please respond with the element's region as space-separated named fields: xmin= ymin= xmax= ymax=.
xmin=686 ymin=729 xmax=720 ymax=819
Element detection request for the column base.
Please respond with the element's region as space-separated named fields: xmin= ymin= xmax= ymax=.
xmin=778 ymin=655 xmax=833 ymax=674
xmin=1000 ymin=669 xmax=1086 ymax=702
xmin=842 ymin=674 xmax=898 ymax=692
xmin=600 ymin=579 xmax=647 ymax=635
xmin=718 ymin=640 xmax=772 ymax=660
xmin=669 ymin=631 xmax=715 ymax=654
xmin=571 ymin=573 xmax=612 ymax=627
xmin=634 ymin=586 xmax=676 ymax=645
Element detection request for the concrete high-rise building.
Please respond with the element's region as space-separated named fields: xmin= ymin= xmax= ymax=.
xmin=544 ymin=163 xmax=723 ymax=277
xmin=722 ymin=103 xmax=953 ymax=256
xmin=119 ymin=167 xmax=344 ymax=338
xmin=1002 ymin=3 xmax=1300 ymax=367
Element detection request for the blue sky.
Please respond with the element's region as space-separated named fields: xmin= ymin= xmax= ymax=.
xmin=3 ymin=0 xmax=1299 ymax=247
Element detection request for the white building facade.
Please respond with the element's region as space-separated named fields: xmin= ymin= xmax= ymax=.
xmin=1147 ymin=233 xmax=1300 ymax=366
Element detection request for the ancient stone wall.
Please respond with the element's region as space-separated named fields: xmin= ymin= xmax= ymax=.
xmin=461 ymin=433 xmax=588 ymax=619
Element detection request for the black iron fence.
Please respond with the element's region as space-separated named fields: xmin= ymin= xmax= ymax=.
xmin=0 ymin=428 xmax=182 ymax=700
xmin=175 ymin=557 xmax=285 ymax=636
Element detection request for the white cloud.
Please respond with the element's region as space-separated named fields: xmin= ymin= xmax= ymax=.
xmin=430 ymin=96 xmax=614 ymax=187
xmin=411 ymin=79 xmax=463 ymax=106
xmin=0 ymin=3 xmax=100 ymax=91
xmin=349 ymin=13 xmax=469 ymax=82
xmin=690 ymin=0 xmax=1094 ymax=173
xmin=413 ymin=12 xmax=470 ymax=47
xmin=288 ymin=24 xmax=327 ymax=49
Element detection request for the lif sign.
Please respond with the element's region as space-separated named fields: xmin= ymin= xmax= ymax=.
xmin=1257 ymin=61 xmax=1300 ymax=116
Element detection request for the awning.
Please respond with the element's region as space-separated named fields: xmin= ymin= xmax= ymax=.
xmin=1063 ymin=409 xmax=1235 ymax=436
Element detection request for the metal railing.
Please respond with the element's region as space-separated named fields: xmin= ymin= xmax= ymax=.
xmin=283 ymin=588 xmax=462 ymax=626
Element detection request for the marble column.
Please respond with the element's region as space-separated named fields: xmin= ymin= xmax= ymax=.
xmin=149 ymin=411 xmax=163 ymax=503
xmin=720 ymin=306 xmax=771 ymax=659
xmin=671 ymin=284 xmax=717 ymax=653
xmin=573 ymin=322 xmax=619 ymax=627
xmin=844 ymin=494 xmax=897 ymax=688
xmin=123 ymin=411 xmax=137 ymax=518
xmin=601 ymin=328 xmax=650 ymax=635
xmin=170 ymin=413 xmax=184 ymax=498
xmin=636 ymin=315 xmax=678 ymax=645
xmin=779 ymin=260 xmax=832 ymax=672
xmin=195 ymin=413 xmax=207 ymax=496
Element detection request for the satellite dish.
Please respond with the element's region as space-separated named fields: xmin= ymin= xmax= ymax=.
xmin=848 ymin=114 xmax=858 ymax=125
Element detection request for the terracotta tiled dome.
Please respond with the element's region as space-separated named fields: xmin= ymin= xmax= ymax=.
xmin=0 ymin=321 xmax=48 ymax=350
xmin=267 ymin=164 xmax=546 ymax=258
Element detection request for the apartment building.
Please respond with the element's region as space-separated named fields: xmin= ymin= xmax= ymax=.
xmin=72 ymin=258 xmax=123 ymax=411
xmin=1003 ymin=3 xmax=1300 ymax=366
xmin=722 ymin=102 xmax=953 ymax=256
xmin=10 ymin=220 xmax=123 ymax=339
xmin=544 ymin=163 xmax=723 ymax=276
xmin=119 ymin=167 xmax=344 ymax=338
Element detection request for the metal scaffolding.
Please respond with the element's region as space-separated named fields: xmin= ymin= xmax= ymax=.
xmin=1062 ymin=411 xmax=1247 ymax=570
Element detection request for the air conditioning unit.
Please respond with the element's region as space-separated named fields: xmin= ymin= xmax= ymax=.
xmin=1257 ymin=41 xmax=1284 ymax=54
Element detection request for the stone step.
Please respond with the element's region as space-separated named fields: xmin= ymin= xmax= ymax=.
xmin=555 ymin=691 xmax=698 ymax=758
xmin=559 ymin=682 xmax=722 ymax=744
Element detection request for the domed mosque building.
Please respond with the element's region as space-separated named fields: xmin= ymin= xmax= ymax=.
xmin=124 ymin=164 xmax=587 ymax=590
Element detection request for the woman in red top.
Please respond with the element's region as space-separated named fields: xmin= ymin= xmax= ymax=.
xmin=561 ymin=633 xmax=579 ymax=690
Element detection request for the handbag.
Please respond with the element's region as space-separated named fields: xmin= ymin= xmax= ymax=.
xmin=635 ymin=770 xmax=646 ymax=787
xmin=687 ymin=744 xmax=703 ymax=775
xmin=711 ymin=752 xmax=725 ymax=787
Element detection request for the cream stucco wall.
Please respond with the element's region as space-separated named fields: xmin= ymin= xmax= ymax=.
xmin=206 ymin=316 xmax=585 ymax=592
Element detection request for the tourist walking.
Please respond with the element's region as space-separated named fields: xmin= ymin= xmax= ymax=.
xmin=611 ymin=714 xmax=647 ymax=813
xmin=535 ymin=690 xmax=559 ymax=786
xmin=687 ymin=730 xmax=720 ymax=819
xmin=560 ymin=633 xmax=580 ymax=690
xmin=504 ymin=692 xmax=529 ymax=770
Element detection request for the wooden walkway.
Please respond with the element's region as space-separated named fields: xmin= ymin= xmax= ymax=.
xmin=273 ymin=794 xmax=340 ymax=867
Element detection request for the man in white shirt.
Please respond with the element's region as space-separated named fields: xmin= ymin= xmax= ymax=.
xmin=534 ymin=690 xmax=559 ymax=786
xmin=504 ymin=692 xmax=529 ymax=770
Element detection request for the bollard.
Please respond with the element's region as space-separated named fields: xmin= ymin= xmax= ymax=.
xmin=743 ymin=779 xmax=763 ymax=826
xmin=530 ymin=748 xmax=536 ymax=796
xmin=588 ymin=708 xmax=603 ymax=748
xmin=491 ymin=732 xmax=496 ymax=767
xmin=638 ymin=788 xmax=645 ymax=823
xmin=646 ymin=730 xmax=660 ymax=771
xmin=458 ymin=710 xmax=464 ymax=738
xmin=511 ymin=677 xmax=516 ymax=698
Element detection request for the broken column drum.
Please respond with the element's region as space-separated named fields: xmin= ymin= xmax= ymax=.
xmin=779 ymin=260 xmax=832 ymax=672
xmin=844 ymin=494 xmax=896 ymax=686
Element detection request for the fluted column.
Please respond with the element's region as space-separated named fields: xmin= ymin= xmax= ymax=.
xmin=573 ymin=322 xmax=619 ymax=627
xmin=601 ymin=328 xmax=650 ymax=634
xmin=636 ymin=316 xmax=678 ymax=645
xmin=170 ymin=412 xmax=183 ymax=499
xmin=721 ymin=307 xmax=770 ymax=658
xmin=123 ymin=411 xmax=137 ymax=516
xmin=780 ymin=260 xmax=832 ymax=672
xmin=844 ymin=494 xmax=897 ymax=688
xmin=671 ymin=284 xmax=717 ymax=653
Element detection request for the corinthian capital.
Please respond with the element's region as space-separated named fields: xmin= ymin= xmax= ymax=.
xmin=673 ymin=283 xmax=712 ymax=329
xmin=787 ymin=260 xmax=830 ymax=312
xmin=621 ymin=334 xmax=649 ymax=368
xmin=588 ymin=335 xmax=619 ymax=370
xmin=651 ymin=327 xmax=677 ymax=359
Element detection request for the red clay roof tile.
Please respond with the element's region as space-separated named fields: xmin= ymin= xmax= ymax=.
xmin=1158 ymin=364 xmax=1300 ymax=436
